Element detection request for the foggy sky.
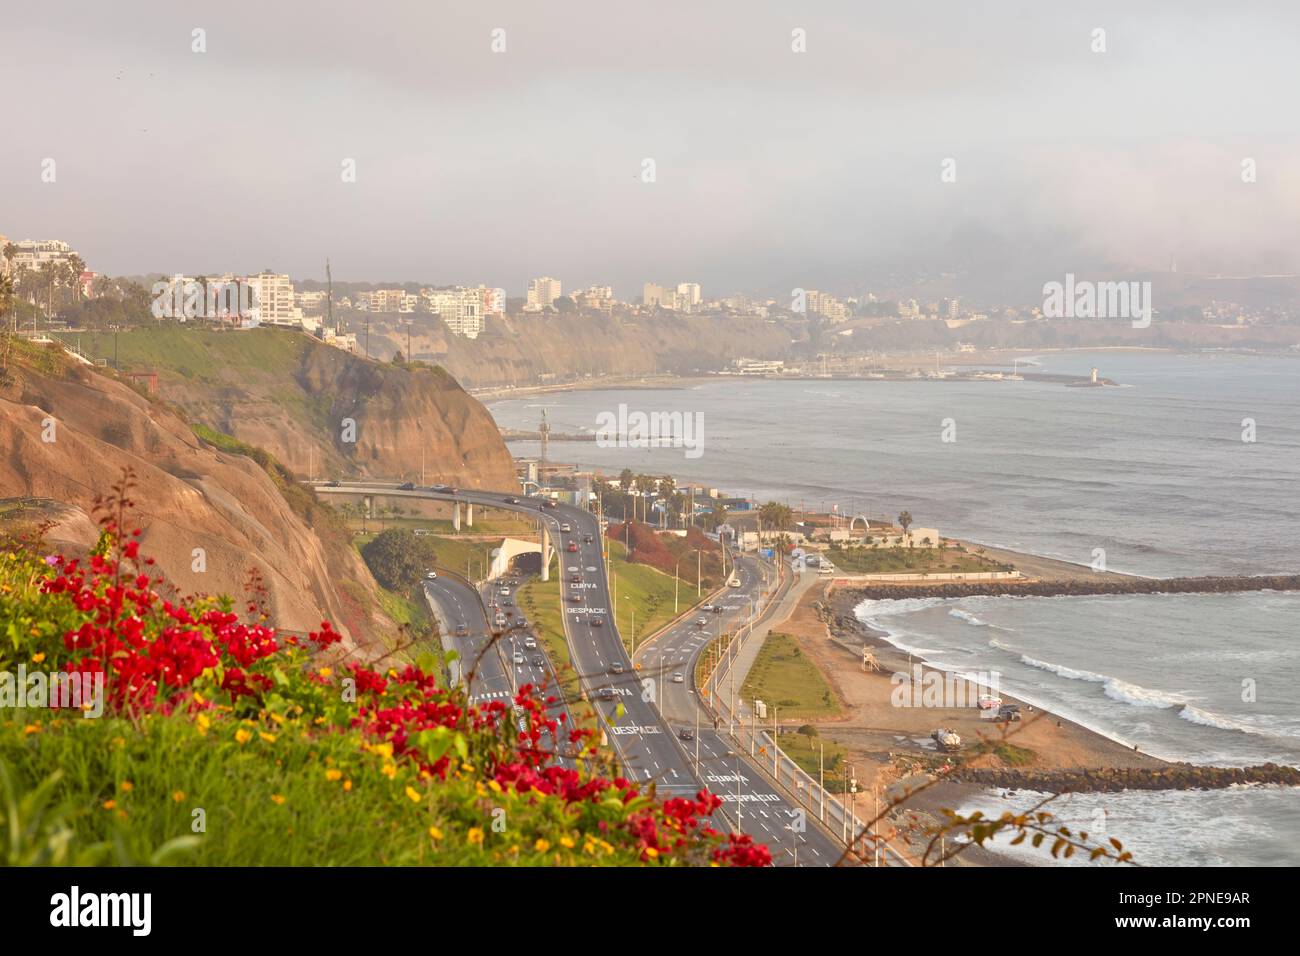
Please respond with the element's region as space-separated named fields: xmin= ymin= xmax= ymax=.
xmin=4 ymin=0 xmax=1299 ymax=301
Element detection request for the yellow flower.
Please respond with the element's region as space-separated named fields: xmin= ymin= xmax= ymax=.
xmin=488 ymin=779 xmax=503 ymax=793
xmin=405 ymin=786 xmax=422 ymax=803
xmin=102 ymin=799 xmax=117 ymax=810
xmin=196 ymin=713 xmax=211 ymax=735
xmin=343 ymin=779 xmax=353 ymax=792
xmin=172 ymin=791 xmax=186 ymax=803
xmin=23 ymin=724 xmax=41 ymax=736
xmin=258 ymin=732 xmax=277 ymax=744
xmin=318 ymin=666 xmax=333 ymax=678
xmin=119 ymin=781 xmax=134 ymax=792
xmin=373 ymin=742 xmax=394 ymax=760
xmin=193 ymin=691 xmax=206 ymax=705
xmin=325 ymin=769 xmax=343 ymax=782
xmin=381 ymin=763 xmax=397 ymax=779
xmin=428 ymin=826 xmax=443 ymax=840
xmin=559 ymin=836 xmax=575 ymax=849
xmin=645 ymin=847 xmax=659 ymax=859
xmin=31 ymin=652 xmax=45 ymax=664
xmin=534 ymin=838 xmax=551 ymax=853
xmin=468 ymin=827 xmax=484 ymax=845
xmin=234 ymin=728 xmax=252 ymax=745
xmin=270 ymin=794 xmax=286 ymax=805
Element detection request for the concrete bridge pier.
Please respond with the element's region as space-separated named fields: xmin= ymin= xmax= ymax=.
xmin=453 ymin=501 xmax=461 ymax=532
xmin=540 ymin=522 xmax=550 ymax=582
xmin=466 ymin=503 xmax=473 ymax=528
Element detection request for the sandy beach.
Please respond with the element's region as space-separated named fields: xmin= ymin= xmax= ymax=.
xmin=768 ymin=573 xmax=1167 ymax=865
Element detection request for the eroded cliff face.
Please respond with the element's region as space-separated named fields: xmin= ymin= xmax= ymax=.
xmin=0 ymin=354 xmax=395 ymax=650
xmin=377 ymin=313 xmax=804 ymax=388
xmin=134 ymin=330 xmax=518 ymax=489
xmin=294 ymin=344 xmax=517 ymax=488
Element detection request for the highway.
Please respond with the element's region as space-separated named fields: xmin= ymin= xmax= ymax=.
xmin=317 ymin=482 xmax=701 ymax=796
xmin=637 ymin=552 xmax=847 ymax=866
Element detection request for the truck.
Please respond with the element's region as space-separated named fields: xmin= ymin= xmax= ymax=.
xmin=932 ymin=728 xmax=962 ymax=752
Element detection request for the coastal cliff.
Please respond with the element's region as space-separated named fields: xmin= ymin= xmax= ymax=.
xmin=0 ymin=344 xmax=401 ymax=651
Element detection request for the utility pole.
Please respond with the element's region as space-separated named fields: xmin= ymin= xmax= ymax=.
xmin=325 ymin=258 xmax=334 ymax=332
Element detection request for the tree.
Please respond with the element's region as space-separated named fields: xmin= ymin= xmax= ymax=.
xmin=897 ymin=510 xmax=913 ymax=534
xmin=360 ymin=528 xmax=437 ymax=592
xmin=618 ymin=468 xmax=635 ymax=492
xmin=758 ymin=501 xmax=793 ymax=532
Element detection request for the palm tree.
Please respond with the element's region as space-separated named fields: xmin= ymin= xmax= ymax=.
xmin=897 ymin=510 xmax=913 ymax=535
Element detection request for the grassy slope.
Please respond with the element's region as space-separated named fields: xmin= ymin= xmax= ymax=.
xmin=741 ymin=632 xmax=841 ymax=719
xmin=827 ymin=545 xmax=1011 ymax=574
xmin=608 ymin=541 xmax=704 ymax=653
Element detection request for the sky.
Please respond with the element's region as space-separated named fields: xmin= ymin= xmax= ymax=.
xmin=4 ymin=0 xmax=1299 ymax=302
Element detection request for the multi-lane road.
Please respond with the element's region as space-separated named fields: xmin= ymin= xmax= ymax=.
xmin=637 ymin=552 xmax=847 ymax=866
xmin=317 ymin=481 xmax=853 ymax=863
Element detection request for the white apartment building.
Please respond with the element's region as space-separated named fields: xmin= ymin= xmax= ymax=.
xmin=7 ymin=239 xmax=79 ymax=273
xmin=426 ymin=287 xmax=485 ymax=338
xmin=245 ymin=271 xmax=299 ymax=326
xmin=676 ymin=282 xmax=701 ymax=308
xmin=526 ymin=276 xmax=562 ymax=311
xmin=363 ymin=288 xmax=407 ymax=313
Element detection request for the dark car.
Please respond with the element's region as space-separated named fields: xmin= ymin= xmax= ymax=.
xmin=598 ymin=687 xmax=615 ymax=701
xmin=532 ymin=656 xmax=545 ymax=667
xmin=678 ymin=728 xmax=695 ymax=741
xmin=568 ymin=593 xmax=584 ymax=604
xmin=591 ymin=616 xmax=604 ymax=627
xmin=997 ymin=704 xmax=1022 ymax=722
xmin=544 ymin=499 xmax=558 ymax=509
xmin=504 ymin=496 xmax=520 ymax=504
xmin=324 ymin=479 xmax=340 ymax=487
xmin=398 ymin=481 xmax=416 ymax=490
xmin=569 ymin=573 xmax=582 ymax=584
xmin=608 ymin=662 xmax=625 ymax=675
xmin=582 ymin=533 xmax=593 ymax=544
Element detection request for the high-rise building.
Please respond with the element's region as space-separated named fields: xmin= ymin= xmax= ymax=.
xmin=6 ymin=239 xmax=79 ymax=274
xmin=246 ymin=271 xmax=298 ymax=326
xmin=526 ymin=276 xmax=562 ymax=311
xmin=676 ymin=282 xmax=701 ymax=308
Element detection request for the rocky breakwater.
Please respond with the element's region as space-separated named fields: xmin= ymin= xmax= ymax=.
xmin=950 ymin=763 xmax=1300 ymax=794
xmin=842 ymin=574 xmax=1300 ymax=601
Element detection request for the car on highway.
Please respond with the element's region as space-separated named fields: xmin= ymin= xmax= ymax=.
xmin=523 ymin=636 xmax=537 ymax=649
xmin=569 ymin=573 xmax=582 ymax=583
xmin=515 ymin=617 xmax=528 ymax=628
xmin=678 ymin=728 xmax=695 ymax=741
xmin=532 ymin=656 xmax=545 ymax=667
xmin=543 ymin=499 xmax=558 ymax=509
xmin=424 ymin=570 xmax=437 ymax=580
xmin=567 ymin=542 xmax=578 ymax=552
xmin=498 ymin=587 xmax=510 ymax=596
xmin=432 ymin=484 xmax=452 ymax=493
xmin=324 ymin=479 xmax=340 ymax=487
xmin=591 ymin=616 xmax=604 ymax=627
xmin=696 ymin=617 xmax=708 ymax=627
xmin=608 ymin=662 xmax=625 ymax=675
xmin=598 ymin=687 xmax=615 ymax=701
xmin=582 ymin=534 xmax=593 ymax=544
xmin=701 ymin=604 xmax=715 ymax=613
xmin=454 ymin=623 xmax=468 ymax=636
xmin=504 ymin=496 xmax=520 ymax=504
xmin=560 ymin=523 xmax=572 ymax=533
xmin=568 ymin=593 xmax=584 ymax=604
xmin=512 ymin=652 xmax=525 ymax=664
xmin=672 ymin=672 xmax=685 ymax=683
xmin=398 ymin=481 xmax=416 ymax=490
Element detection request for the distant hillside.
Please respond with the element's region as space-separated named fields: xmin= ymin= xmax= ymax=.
xmin=62 ymin=327 xmax=518 ymax=488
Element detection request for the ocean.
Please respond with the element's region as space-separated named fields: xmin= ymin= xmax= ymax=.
xmin=487 ymin=350 xmax=1300 ymax=865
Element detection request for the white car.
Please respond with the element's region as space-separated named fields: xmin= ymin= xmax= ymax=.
xmin=524 ymin=636 xmax=537 ymax=649
xmin=513 ymin=652 xmax=525 ymax=665
xmin=672 ymin=673 xmax=685 ymax=684
xmin=560 ymin=523 xmax=572 ymax=533
xmin=424 ymin=571 xmax=437 ymax=580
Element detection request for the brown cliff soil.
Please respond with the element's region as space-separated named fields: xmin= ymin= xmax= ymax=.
xmin=0 ymin=343 xmax=399 ymax=652
xmin=68 ymin=327 xmax=518 ymax=489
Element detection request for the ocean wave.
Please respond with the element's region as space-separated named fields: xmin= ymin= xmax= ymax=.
xmin=1020 ymin=655 xmax=1186 ymax=709
xmin=1179 ymin=705 xmax=1300 ymax=740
